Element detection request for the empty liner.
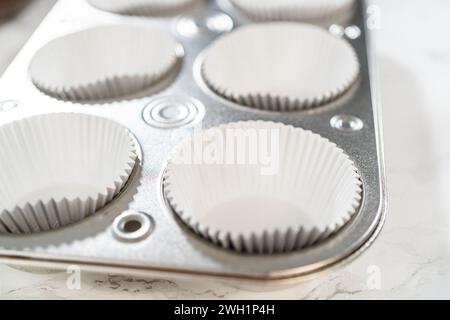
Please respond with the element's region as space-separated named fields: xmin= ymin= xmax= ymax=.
xmin=0 ymin=113 xmax=138 ymax=234
xmin=29 ymin=25 xmax=182 ymax=102
xmin=230 ymin=0 xmax=355 ymax=25
xmin=164 ymin=121 xmax=362 ymax=254
xmin=87 ymin=0 xmax=200 ymax=16
xmin=202 ymin=23 xmax=360 ymax=111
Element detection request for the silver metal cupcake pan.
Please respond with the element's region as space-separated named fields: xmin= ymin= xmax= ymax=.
xmin=0 ymin=0 xmax=386 ymax=282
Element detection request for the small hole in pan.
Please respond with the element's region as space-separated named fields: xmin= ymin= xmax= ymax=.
xmin=122 ymin=220 xmax=142 ymax=233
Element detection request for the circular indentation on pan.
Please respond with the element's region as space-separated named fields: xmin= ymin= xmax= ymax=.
xmin=112 ymin=210 xmax=155 ymax=242
xmin=163 ymin=121 xmax=362 ymax=254
xmin=0 ymin=100 xmax=19 ymax=112
xmin=330 ymin=114 xmax=363 ymax=132
xmin=177 ymin=17 xmax=201 ymax=37
xmin=228 ymin=0 xmax=356 ymax=26
xmin=201 ymin=23 xmax=360 ymax=112
xmin=177 ymin=12 xmax=234 ymax=37
xmin=206 ymin=12 xmax=234 ymax=33
xmin=29 ymin=25 xmax=183 ymax=103
xmin=88 ymin=0 xmax=201 ymax=16
xmin=0 ymin=113 xmax=138 ymax=234
xmin=329 ymin=24 xmax=345 ymax=37
xmin=143 ymin=96 xmax=205 ymax=128
xmin=345 ymin=25 xmax=361 ymax=40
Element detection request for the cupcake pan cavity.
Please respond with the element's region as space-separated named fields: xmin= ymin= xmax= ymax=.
xmin=229 ymin=0 xmax=356 ymax=25
xmin=0 ymin=113 xmax=137 ymax=234
xmin=29 ymin=25 xmax=182 ymax=103
xmin=88 ymin=0 xmax=201 ymax=16
xmin=202 ymin=23 xmax=360 ymax=111
xmin=164 ymin=121 xmax=362 ymax=253
xmin=0 ymin=0 xmax=385 ymax=282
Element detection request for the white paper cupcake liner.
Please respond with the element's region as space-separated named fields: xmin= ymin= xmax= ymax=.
xmin=87 ymin=0 xmax=200 ymax=16
xmin=29 ymin=25 xmax=182 ymax=103
xmin=230 ymin=0 xmax=356 ymax=26
xmin=202 ymin=22 xmax=360 ymax=111
xmin=163 ymin=121 xmax=362 ymax=254
xmin=0 ymin=113 xmax=138 ymax=234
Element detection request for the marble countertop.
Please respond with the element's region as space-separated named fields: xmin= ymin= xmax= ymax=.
xmin=1 ymin=0 xmax=449 ymax=299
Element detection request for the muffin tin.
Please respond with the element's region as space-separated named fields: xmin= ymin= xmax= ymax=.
xmin=0 ymin=0 xmax=386 ymax=282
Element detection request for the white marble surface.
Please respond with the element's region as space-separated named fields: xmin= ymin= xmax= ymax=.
xmin=1 ymin=0 xmax=450 ymax=299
